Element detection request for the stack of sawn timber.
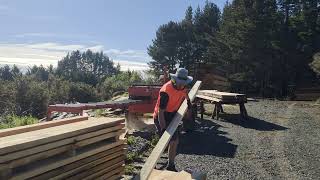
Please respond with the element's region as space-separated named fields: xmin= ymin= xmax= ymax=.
xmin=198 ymin=90 xmax=247 ymax=103
xmin=294 ymin=87 xmax=320 ymax=101
xmin=0 ymin=116 xmax=126 ymax=180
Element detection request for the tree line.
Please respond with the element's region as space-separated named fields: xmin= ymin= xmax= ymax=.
xmin=0 ymin=50 xmax=150 ymax=118
xmin=148 ymin=0 xmax=320 ymax=97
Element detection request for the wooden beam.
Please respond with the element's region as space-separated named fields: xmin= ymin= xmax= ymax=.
xmin=94 ymin=164 xmax=125 ymax=180
xmin=137 ymin=81 xmax=202 ymax=180
xmin=74 ymin=160 xmax=124 ymax=180
xmin=0 ymin=118 xmax=124 ymax=155
xmin=0 ymin=124 xmax=124 ymax=164
xmin=10 ymin=140 xmax=125 ymax=179
xmin=31 ymin=145 xmax=125 ymax=180
xmin=0 ymin=116 xmax=88 ymax=138
xmin=51 ymin=152 xmax=124 ymax=180
xmin=0 ymin=129 xmax=124 ymax=170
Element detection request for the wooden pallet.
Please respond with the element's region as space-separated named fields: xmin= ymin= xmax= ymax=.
xmin=0 ymin=117 xmax=126 ymax=180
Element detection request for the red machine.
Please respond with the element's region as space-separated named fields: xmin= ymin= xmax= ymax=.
xmin=47 ymin=85 xmax=162 ymax=119
xmin=127 ymin=85 xmax=161 ymax=113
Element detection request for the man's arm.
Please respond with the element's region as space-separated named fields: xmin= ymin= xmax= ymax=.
xmin=185 ymin=89 xmax=192 ymax=109
xmin=158 ymin=92 xmax=169 ymax=131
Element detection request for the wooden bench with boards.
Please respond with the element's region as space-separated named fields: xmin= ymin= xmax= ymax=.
xmin=196 ymin=90 xmax=248 ymax=120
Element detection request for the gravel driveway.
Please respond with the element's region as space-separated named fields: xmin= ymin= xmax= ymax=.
xmin=172 ymin=100 xmax=320 ymax=180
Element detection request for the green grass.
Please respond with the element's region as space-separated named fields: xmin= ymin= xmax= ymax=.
xmin=94 ymin=109 xmax=105 ymax=117
xmin=127 ymin=136 xmax=137 ymax=146
xmin=148 ymin=134 xmax=160 ymax=148
xmin=0 ymin=115 xmax=38 ymax=129
xmin=124 ymin=164 xmax=137 ymax=175
xmin=126 ymin=152 xmax=139 ymax=162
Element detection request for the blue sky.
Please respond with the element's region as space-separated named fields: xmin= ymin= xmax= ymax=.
xmin=0 ymin=0 xmax=227 ymax=70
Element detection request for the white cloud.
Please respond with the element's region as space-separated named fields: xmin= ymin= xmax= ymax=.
xmin=113 ymin=60 xmax=149 ymax=71
xmin=104 ymin=49 xmax=151 ymax=64
xmin=0 ymin=42 xmax=150 ymax=71
xmin=14 ymin=32 xmax=92 ymax=40
xmin=0 ymin=4 xmax=10 ymax=15
xmin=14 ymin=33 xmax=57 ymax=38
xmin=0 ymin=5 xmax=9 ymax=10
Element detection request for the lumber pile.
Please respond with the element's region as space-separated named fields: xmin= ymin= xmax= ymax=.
xmin=197 ymin=90 xmax=247 ymax=103
xmin=191 ymin=63 xmax=229 ymax=91
xmin=0 ymin=116 xmax=126 ymax=180
xmin=294 ymin=87 xmax=320 ymax=101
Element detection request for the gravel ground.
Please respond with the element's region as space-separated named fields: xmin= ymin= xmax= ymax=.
xmin=174 ymin=100 xmax=320 ymax=180
xmin=128 ymin=100 xmax=320 ymax=179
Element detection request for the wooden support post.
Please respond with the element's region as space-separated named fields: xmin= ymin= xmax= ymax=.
xmin=216 ymin=102 xmax=220 ymax=120
xmin=239 ymin=103 xmax=248 ymax=119
xmin=136 ymin=81 xmax=202 ymax=180
xmin=218 ymin=103 xmax=224 ymax=113
xmin=47 ymin=109 xmax=53 ymax=121
xmin=200 ymin=101 xmax=204 ymax=120
xmin=211 ymin=103 xmax=216 ymax=119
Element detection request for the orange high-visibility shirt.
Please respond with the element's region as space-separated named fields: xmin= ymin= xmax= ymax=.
xmin=153 ymin=81 xmax=187 ymax=119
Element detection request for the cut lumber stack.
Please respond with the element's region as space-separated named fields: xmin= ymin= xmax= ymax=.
xmin=191 ymin=63 xmax=229 ymax=91
xmin=197 ymin=90 xmax=247 ymax=103
xmin=0 ymin=116 xmax=126 ymax=180
xmin=294 ymin=87 xmax=320 ymax=101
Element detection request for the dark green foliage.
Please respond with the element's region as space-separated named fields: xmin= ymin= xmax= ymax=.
xmin=69 ymin=82 xmax=99 ymax=103
xmin=148 ymin=0 xmax=320 ymax=97
xmin=0 ymin=115 xmax=38 ymax=129
xmin=14 ymin=76 xmax=49 ymax=117
xmin=99 ymin=70 xmax=143 ymax=99
xmin=27 ymin=65 xmax=50 ymax=81
xmin=0 ymin=80 xmax=16 ymax=114
xmin=0 ymin=65 xmax=21 ymax=81
xmin=56 ymin=50 xmax=119 ymax=86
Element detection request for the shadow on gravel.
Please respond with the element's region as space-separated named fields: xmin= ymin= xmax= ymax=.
xmin=219 ymin=114 xmax=288 ymax=131
xmin=178 ymin=118 xmax=237 ymax=158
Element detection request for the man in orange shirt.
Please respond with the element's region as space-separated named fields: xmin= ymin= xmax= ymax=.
xmin=153 ymin=68 xmax=193 ymax=171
